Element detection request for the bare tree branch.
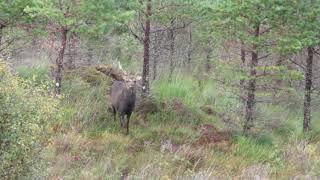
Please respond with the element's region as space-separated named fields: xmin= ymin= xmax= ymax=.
xmin=259 ymin=27 xmax=272 ymax=35
xmin=150 ymin=21 xmax=192 ymax=34
xmin=128 ymin=25 xmax=143 ymax=43
xmin=257 ymin=53 xmax=271 ymax=60
xmin=288 ymin=57 xmax=306 ymax=70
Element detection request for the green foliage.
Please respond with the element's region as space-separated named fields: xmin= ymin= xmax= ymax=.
xmin=77 ymin=0 xmax=136 ymax=38
xmin=151 ymin=0 xmax=193 ymax=24
xmin=277 ymin=0 xmax=320 ymax=53
xmin=24 ymin=0 xmax=136 ymax=39
xmin=0 ymin=61 xmax=58 ymax=178
xmin=233 ymin=136 xmax=281 ymax=164
xmin=0 ymin=0 xmax=32 ymax=26
xmin=16 ymin=65 xmax=52 ymax=88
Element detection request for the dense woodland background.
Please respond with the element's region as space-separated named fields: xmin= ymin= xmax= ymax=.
xmin=1 ymin=0 xmax=320 ymax=179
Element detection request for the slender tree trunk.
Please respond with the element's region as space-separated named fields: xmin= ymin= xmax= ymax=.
xmin=241 ymin=42 xmax=246 ymax=64
xmin=240 ymin=41 xmax=246 ymax=114
xmin=243 ymin=24 xmax=259 ymax=135
xmin=66 ymin=33 xmax=76 ymax=70
xmin=205 ymin=48 xmax=213 ymax=73
xmin=152 ymin=31 xmax=160 ymax=80
xmin=0 ymin=25 xmax=3 ymax=48
xmin=87 ymin=46 xmax=93 ymax=66
xmin=0 ymin=24 xmax=6 ymax=54
xmin=187 ymin=24 xmax=192 ymax=66
xmin=276 ymin=54 xmax=285 ymax=86
xmin=168 ymin=19 xmax=175 ymax=81
xmin=272 ymin=54 xmax=285 ymax=104
xmin=55 ymin=28 xmax=68 ymax=95
xmin=303 ymin=47 xmax=313 ymax=132
xmin=152 ymin=48 xmax=158 ymax=81
xmin=142 ymin=0 xmax=151 ymax=95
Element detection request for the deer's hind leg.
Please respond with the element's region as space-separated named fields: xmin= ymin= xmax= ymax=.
xmin=112 ymin=106 xmax=116 ymax=121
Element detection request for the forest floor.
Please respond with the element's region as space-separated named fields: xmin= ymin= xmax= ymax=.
xmin=19 ymin=65 xmax=320 ymax=179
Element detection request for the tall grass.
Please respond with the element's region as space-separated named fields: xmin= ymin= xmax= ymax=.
xmin=152 ymin=74 xmax=241 ymax=114
xmin=152 ymin=75 xmax=201 ymax=108
xmin=232 ymin=136 xmax=281 ymax=164
xmin=59 ymin=74 xmax=112 ymax=132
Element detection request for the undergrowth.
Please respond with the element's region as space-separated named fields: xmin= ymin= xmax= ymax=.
xmin=11 ymin=65 xmax=320 ymax=178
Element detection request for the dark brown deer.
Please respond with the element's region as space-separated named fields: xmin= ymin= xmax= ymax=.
xmin=111 ymin=80 xmax=136 ymax=134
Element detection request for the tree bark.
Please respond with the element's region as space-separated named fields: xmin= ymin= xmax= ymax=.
xmin=205 ymin=48 xmax=213 ymax=73
xmin=187 ymin=24 xmax=192 ymax=66
xmin=168 ymin=19 xmax=175 ymax=81
xmin=87 ymin=44 xmax=93 ymax=66
xmin=241 ymin=41 xmax=246 ymax=64
xmin=240 ymin=41 xmax=246 ymax=114
xmin=152 ymin=31 xmax=160 ymax=80
xmin=66 ymin=33 xmax=76 ymax=70
xmin=243 ymin=24 xmax=259 ymax=135
xmin=240 ymin=42 xmax=246 ymax=85
xmin=303 ymin=47 xmax=313 ymax=132
xmin=0 ymin=25 xmax=3 ymax=48
xmin=55 ymin=28 xmax=68 ymax=95
xmin=276 ymin=54 xmax=285 ymax=86
xmin=142 ymin=0 xmax=151 ymax=95
xmin=272 ymin=54 xmax=285 ymax=104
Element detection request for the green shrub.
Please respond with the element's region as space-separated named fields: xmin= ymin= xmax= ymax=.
xmin=16 ymin=64 xmax=52 ymax=89
xmin=0 ymin=61 xmax=58 ymax=178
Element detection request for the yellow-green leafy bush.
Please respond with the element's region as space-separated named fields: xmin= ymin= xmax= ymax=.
xmin=0 ymin=61 xmax=59 ymax=178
